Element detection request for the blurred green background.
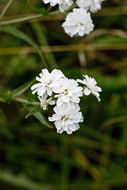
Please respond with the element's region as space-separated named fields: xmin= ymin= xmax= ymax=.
xmin=0 ymin=0 xmax=127 ymax=189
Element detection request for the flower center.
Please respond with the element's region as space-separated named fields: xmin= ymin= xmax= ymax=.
xmin=63 ymin=89 xmax=69 ymax=95
xmin=41 ymin=100 xmax=48 ymax=110
xmin=61 ymin=115 xmax=69 ymax=121
xmin=46 ymin=80 xmax=52 ymax=86
xmin=80 ymin=23 xmax=84 ymax=26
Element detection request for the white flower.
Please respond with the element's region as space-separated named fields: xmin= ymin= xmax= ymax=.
xmin=62 ymin=8 xmax=94 ymax=37
xmin=42 ymin=0 xmax=61 ymax=6
xmin=42 ymin=0 xmax=72 ymax=11
xmin=31 ymin=69 xmax=64 ymax=97
xmin=48 ymin=102 xmax=83 ymax=134
xmin=77 ymin=75 xmax=102 ymax=101
xmin=38 ymin=93 xmax=55 ymax=110
xmin=76 ymin=0 xmax=104 ymax=13
xmin=59 ymin=0 xmax=73 ymax=12
xmin=53 ymin=78 xmax=83 ymax=106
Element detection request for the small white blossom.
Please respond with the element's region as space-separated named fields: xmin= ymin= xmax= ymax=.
xmin=38 ymin=93 xmax=55 ymax=110
xmin=31 ymin=69 xmax=64 ymax=97
xmin=77 ymin=75 xmax=102 ymax=101
xmin=62 ymin=8 xmax=94 ymax=37
xmin=53 ymin=78 xmax=83 ymax=106
xmin=42 ymin=0 xmax=61 ymax=6
xmin=48 ymin=102 xmax=83 ymax=134
xmin=59 ymin=0 xmax=73 ymax=12
xmin=42 ymin=0 xmax=72 ymax=11
xmin=76 ymin=0 xmax=104 ymax=13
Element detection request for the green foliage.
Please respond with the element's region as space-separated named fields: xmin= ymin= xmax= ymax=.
xmin=27 ymin=0 xmax=48 ymax=16
xmin=0 ymin=26 xmax=48 ymax=68
xmin=26 ymin=105 xmax=53 ymax=128
xmin=0 ymin=0 xmax=127 ymax=190
xmin=12 ymin=79 xmax=35 ymax=98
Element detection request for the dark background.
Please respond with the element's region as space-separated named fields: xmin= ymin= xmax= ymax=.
xmin=0 ymin=0 xmax=127 ymax=189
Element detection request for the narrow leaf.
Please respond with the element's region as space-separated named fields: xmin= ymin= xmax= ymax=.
xmin=27 ymin=0 xmax=48 ymax=16
xmin=32 ymin=7 xmax=48 ymax=16
xmin=0 ymin=92 xmax=12 ymax=103
xmin=25 ymin=105 xmax=41 ymax=119
xmin=0 ymin=93 xmax=7 ymax=102
xmin=26 ymin=105 xmax=53 ymax=128
xmin=12 ymin=79 xmax=35 ymax=98
xmin=0 ymin=26 xmax=48 ymax=68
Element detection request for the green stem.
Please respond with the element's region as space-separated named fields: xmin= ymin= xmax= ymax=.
xmin=0 ymin=14 xmax=42 ymax=25
xmin=0 ymin=96 xmax=39 ymax=106
xmin=14 ymin=97 xmax=39 ymax=105
xmin=0 ymin=0 xmax=13 ymax=21
xmin=61 ymin=136 xmax=69 ymax=190
xmin=31 ymin=22 xmax=58 ymax=70
xmin=47 ymin=6 xmax=52 ymax=12
xmin=0 ymin=11 xmax=59 ymax=25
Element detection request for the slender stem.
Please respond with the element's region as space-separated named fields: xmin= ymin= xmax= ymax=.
xmin=47 ymin=6 xmax=52 ymax=12
xmin=14 ymin=97 xmax=39 ymax=106
xmin=0 ymin=0 xmax=13 ymax=21
xmin=31 ymin=22 xmax=58 ymax=70
xmin=0 ymin=96 xmax=39 ymax=106
xmin=0 ymin=14 xmax=42 ymax=25
xmin=61 ymin=136 xmax=69 ymax=190
xmin=0 ymin=7 xmax=127 ymax=25
xmin=0 ymin=11 xmax=60 ymax=25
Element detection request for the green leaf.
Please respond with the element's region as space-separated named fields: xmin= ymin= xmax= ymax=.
xmin=0 ymin=92 xmax=12 ymax=103
xmin=0 ymin=25 xmax=48 ymax=68
xmin=0 ymin=93 xmax=7 ymax=102
xmin=12 ymin=79 xmax=35 ymax=98
xmin=31 ymin=22 xmax=58 ymax=70
xmin=32 ymin=7 xmax=48 ymax=16
xmin=25 ymin=105 xmax=41 ymax=119
xmin=27 ymin=0 xmax=48 ymax=16
xmin=0 ymin=169 xmax=50 ymax=190
xmin=26 ymin=105 xmax=53 ymax=128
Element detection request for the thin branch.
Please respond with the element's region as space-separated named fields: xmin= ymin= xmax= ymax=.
xmin=0 ymin=7 xmax=127 ymax=25
xmin=0 ymin=0 xmax=13 ymax=21
xmin=0 ymin=13 xmax=42 ymax=25
xmin=0 ymin=96 xmax=39 ymax=106
xmin=0 ymin=11 xmax=60 ymax=25
xmin=14 ymin=97 xmax=39 ymax=106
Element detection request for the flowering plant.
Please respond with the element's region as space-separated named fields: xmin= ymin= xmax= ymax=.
xmin=42 ymin=0 xmax=105 ymax=37
xmin=31 ymin=69 xmax=102 ymax=134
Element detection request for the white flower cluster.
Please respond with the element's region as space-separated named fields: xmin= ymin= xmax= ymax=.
xmin=42 ymin=0 xmax=105 ymax=37
xmin=31 ymin=69 xmax=102 ymax=134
